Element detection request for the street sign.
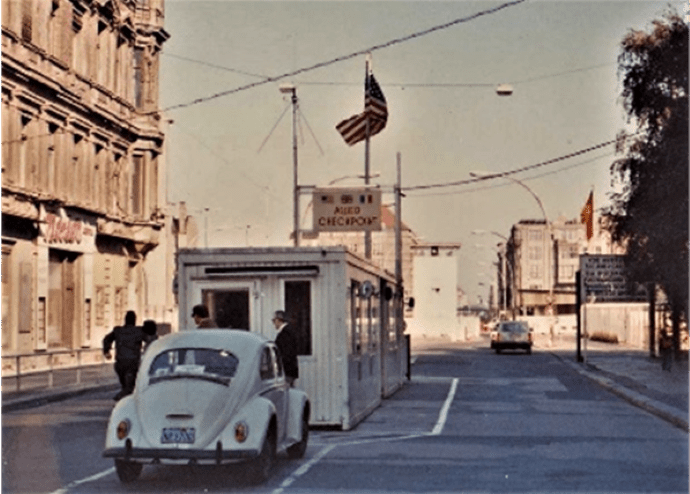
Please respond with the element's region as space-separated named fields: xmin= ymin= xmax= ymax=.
xmin=579 ymin=254 xmax=647 ymax=302
xmin=312 ymin=187 xmax=382 ymax=232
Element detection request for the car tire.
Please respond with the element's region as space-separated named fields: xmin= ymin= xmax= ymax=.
xmin=286 ymin=408 xmax=309 ymax=459
xmin=249 ymin=429 xmax=276 ymax=483
xmin=114 ymin=459 xmax=142 ymax=483
xmin=526 ymin=346 xmax=532 ymax=355
xmin=495 ymin=347 xmax=501 ymax=354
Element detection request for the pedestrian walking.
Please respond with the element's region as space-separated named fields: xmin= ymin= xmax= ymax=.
xmin=660 ymin=329 xmax=673 ymax=372
xmin=272 ymin=310 xmax=299 ymax=387
xmin=192 ymin=304 xmax=216 ymax=328
xmin=103 ymin=311 xmax=147 ymax=400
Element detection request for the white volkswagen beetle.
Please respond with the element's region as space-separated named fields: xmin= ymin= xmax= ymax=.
xmin=103 ymin=329 xmax=310 ymax=484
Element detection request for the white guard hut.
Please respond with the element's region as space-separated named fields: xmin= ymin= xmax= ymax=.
xmin=177 ymin=246 xmax=408 ymax=430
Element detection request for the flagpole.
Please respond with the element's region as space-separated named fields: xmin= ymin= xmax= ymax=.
xmin=364 ymin=55 xmax=372 ymax=259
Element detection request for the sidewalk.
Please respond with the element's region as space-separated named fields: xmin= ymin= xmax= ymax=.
xmin=537 ymin=333 xmax=689 ymax=431
xmin=2 ymin=363 xmax=119 ymax=413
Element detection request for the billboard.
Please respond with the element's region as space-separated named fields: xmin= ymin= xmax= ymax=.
xmin=312 ymin=187 xmax=382 ymax=232
xmin=579 ymin=254 xmax=647 ymax=302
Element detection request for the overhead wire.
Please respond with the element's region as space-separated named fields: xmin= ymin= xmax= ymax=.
xmin=170 ymin=124 xmax=283 ymax=202
xmin=155 ymin=0 xmax=526 ymax=113
xmin=402 ymin=134 xmax=638 ymax=192
xmin=406 ymin=151 xmax=615 ymax=198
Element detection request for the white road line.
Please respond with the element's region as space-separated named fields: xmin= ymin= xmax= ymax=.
xmin=272 ymin=444 xmax=336 ymax=494
xmin=431 ymin=377 xmax=458 ymax=436
xmin=49 ymin=467 xmax=115 ymax=494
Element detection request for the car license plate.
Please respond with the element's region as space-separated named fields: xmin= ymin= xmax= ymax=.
xmin=161 ymin=427 xmax=195 ymax=444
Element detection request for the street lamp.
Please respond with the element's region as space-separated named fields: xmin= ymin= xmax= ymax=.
xmin=280 ymin=83 xmax=300 ymax=247
xmin=472 ymin=229 xmax=508 ymax=241
xmin=470 ymin=171 xmax=555 ymax=343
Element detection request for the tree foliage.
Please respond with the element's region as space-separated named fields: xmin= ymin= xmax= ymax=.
xmin=606 ymin=12 xmax=688 ymax=320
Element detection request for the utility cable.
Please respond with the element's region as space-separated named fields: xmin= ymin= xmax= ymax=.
xmin=403 ymin=134 xmax=638 ymax=192
xmin=156 ymin=0 xmax=526 ymax=114
xmin=406 ymin=151 xmax=614 ymax=198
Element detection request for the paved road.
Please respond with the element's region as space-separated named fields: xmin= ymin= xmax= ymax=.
xmin=3 ymin=341 xmax=687 ymax=493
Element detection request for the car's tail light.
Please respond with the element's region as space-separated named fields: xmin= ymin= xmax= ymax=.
xmin=234 ymin=421 xmax=249 ymax=443
xmin=117 ymin=419 xmax=131 ymax=440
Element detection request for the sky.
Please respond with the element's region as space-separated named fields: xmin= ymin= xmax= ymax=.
xmin=160 ymin=0 xmax=679 ymax=305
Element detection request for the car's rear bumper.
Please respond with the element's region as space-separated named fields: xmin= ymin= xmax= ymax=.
xmin=103 ymin=446 xmax=258 ymax=463
xmin=495 ymin=342 xmax=531 ymax=349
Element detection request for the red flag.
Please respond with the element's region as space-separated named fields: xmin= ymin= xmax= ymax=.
xmin=580 ymin=191 xmax=594 ymax=240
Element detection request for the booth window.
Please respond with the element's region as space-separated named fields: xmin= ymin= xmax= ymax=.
xmin=350 ymin=280 xmax=361 ymax=354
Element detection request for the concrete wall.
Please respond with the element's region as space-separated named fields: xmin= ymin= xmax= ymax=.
xmin=582 ymin=303 xmax=651 ymax=348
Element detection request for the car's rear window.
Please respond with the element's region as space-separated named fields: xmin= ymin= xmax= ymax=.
xmin=148 ymin=348 xmax=239 ymax=386
xmin=500 ymin=323 xmax=528 ymax=333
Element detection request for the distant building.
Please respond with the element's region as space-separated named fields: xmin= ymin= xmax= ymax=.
xmin=1 ymin=0 xmax=170 ymax=354
xmin=408 ymin=243 xmax=463 ymax=339
xmin=505 ymin=215 xmax=623 ymax=316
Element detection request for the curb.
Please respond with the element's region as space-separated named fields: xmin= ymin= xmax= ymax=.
xmin=553 ymin=353 xmax=689 ymax=433
xmin=2 ymin=382 xmax=119 ymax=413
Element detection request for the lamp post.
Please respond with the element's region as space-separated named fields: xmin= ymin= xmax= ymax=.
xmin=470 ymin=171 xmax=555 ymax=344
xmin=472 ymin=232 xmax=513 ymax=318
xmin=280 ymin=83 xmax=300 ymax=247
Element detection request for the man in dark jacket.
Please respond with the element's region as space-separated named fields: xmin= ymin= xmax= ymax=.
xmin=272 ymin=310 xmax=299 ymax=387
xmin=103 ymin=311 xmax=147 ymax=400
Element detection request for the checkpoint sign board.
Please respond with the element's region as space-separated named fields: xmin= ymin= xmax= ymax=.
xmin=313 ymin=187 xmax=382 ymax=232
xmin=579 ymin=254 xmax=647 ymax=302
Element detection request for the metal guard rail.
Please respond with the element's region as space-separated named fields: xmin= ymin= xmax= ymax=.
xmin=2 ymin=348 xmax=108 ymax=392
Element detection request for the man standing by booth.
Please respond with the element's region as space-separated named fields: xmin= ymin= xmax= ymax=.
xmin=273 ymin=310 xmax=299 ymax=387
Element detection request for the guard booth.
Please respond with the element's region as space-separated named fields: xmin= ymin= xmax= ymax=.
xmin=177 ymin=246 xmax=407 ymax=430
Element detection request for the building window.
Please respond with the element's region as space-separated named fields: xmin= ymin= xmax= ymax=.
xmin=528 ymin=229 xmax=543 ymax=241
xmin=559 ymin=265 xmax=574 ymax=280
xmin=2 ymin=247 xmax=11 ymax=350
xmin=132 ymin=155 xmax=144 ymax=217
xmin=133 ymin=47 xmax=144 ymax=109
xmin=21 ymin=0 xmax=32 ymax=42
xmin=529 ymin=264 xmax=541 ymax=280
xmin=528 ymin=246 xmax=542 ymax=261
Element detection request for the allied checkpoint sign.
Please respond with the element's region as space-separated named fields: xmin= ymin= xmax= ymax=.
xmin=312 ymin=187 xmax=382 ymax=232
xmin=579 ymin=254 xmax=647 ymax=302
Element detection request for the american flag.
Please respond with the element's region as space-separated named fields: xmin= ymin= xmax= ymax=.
xmin=336 ymin=73 xmax=388 ymax=146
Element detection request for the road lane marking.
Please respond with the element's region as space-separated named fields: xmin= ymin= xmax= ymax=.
xmin=272 ymin=444 xmax=336 ymax=494
xmin=48 ymin=467 xmax=115 ymax=494
xmin=431 ymin=377 xmax=458 ymax=435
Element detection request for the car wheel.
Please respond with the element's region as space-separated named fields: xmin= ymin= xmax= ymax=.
xmin=287 ymin=408 xmax=309 ymax=459
xmin=114 ymin=459 xmax=142 ymax=483
xmin=249 ymin=429 xmax=276 ymax=483
xmin=495 ymin=347 xmax=501 ymax=354
xmin=526 ymin=346 xmax=532 ymax=355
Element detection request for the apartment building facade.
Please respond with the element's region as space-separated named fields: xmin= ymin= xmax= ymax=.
xmin=1 ymin=0 xmax=170 ymax=355
xmin=505 ymin=216 xmax=622 ymax=316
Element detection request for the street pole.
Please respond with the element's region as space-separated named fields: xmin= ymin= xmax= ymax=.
xmin=395 ymin=152 xmax=403 ymax=339
xmin=364 ymin=58 xmax=372 ymax=259
xmin=291 ymin=88 xmax=299 ymax=247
